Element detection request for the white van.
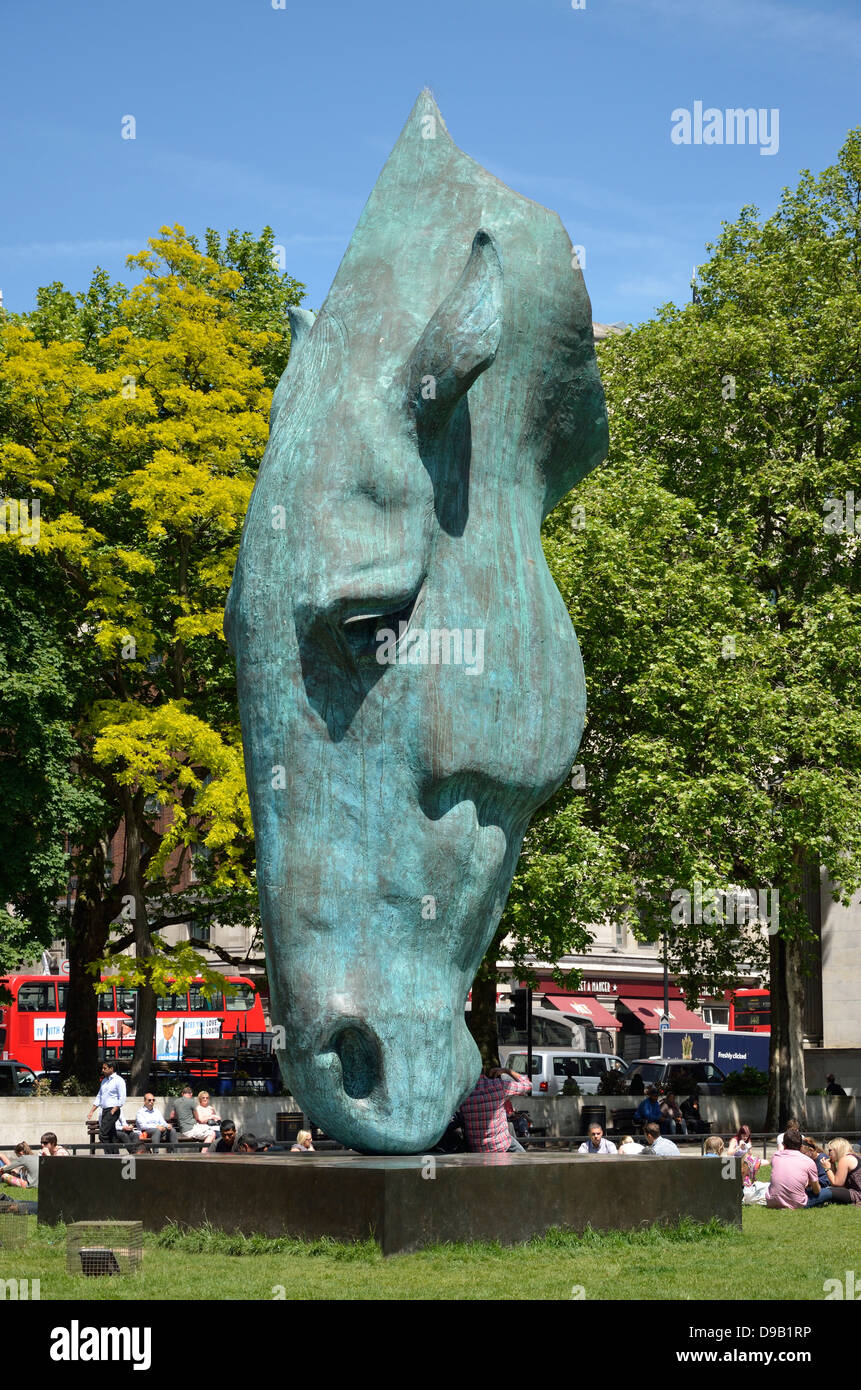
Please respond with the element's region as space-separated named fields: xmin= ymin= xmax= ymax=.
xmin=504 ymin=1047 xmax=628 ymax=1096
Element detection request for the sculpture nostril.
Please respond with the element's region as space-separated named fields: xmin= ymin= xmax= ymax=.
xmin=329 ymin=1024 xmax=382 ymax=1100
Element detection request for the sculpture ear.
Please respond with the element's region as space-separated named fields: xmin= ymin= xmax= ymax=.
xmin=406 ymin=229 xmax=502 ymax=435
xmin=270 ymin=308 xmax=316 ymax=429
xmin=288 ymin=306 xmax=316 ymax=350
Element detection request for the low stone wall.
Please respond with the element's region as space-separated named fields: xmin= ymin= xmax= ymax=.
xmin=802 ymin=1048 xmax=861 ymax=1092
xmin=4 ymin=1092 xmax=857 ymax=1151
xmin=0 ymin=1096 xmax=301 ymax=1149
xmin=507 ymin=1094 xmax=859 ymax=1139
xmin=37 ymin=1151 xmax=743 ymax=1255
xmin=700 ymin=1095 xmax=858 ymax=1136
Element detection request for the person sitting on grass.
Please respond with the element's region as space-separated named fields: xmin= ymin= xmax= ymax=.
xmin=727 ymin=1124 xmax=754 ymax=1156
xmin=40 ymin=1132 xmax=70 ymax=1157
xmin=775 ymin=1117 xmax=800 ymax=1151
xmin=0 ymin=1142 xmax=39 ymax=1187
xmin=577 ymin=1122 xmax=617 ymax=1154
xmin=641 ymin=1121 xmax=680 ymax=1156
xmin=765 ymin=1129 xmax=819 ymax=1208
xmin=703 ymin=1136 xmax=725 ymax=1156
xmin=726 ymin=1125 xmax=761 ymax=1183
xmin=819 ymin=1138 xmax=861 ymax=1205
xmin=801 ymin=1136 xmax=832 ymax=1207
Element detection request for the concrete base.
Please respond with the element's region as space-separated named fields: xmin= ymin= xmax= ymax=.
xmin=38 ymin=1153 xmax=742 ymax=1255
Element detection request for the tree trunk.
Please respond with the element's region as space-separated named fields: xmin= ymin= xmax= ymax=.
xmin=466 ymin=928 xmax=504 ymax=1067
xmin=126 ymin=795 xmax=157 ymax=1095
xmin=765 ymin=932 xmax=807 ymax=1130
xmin=467 ymin=974 xmax=500 ymax=1067
xmin=59 ymin=852 xmax=111 ymax=1090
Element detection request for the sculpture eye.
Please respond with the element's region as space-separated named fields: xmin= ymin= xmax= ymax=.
xmin=341 ymin=595 xmax=418 ymax=663
xmin=342 ymin=612 xmax=391 ymax=661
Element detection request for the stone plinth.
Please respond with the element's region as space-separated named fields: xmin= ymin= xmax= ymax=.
xmin=38 ymin=1152 xmax=741 ymax=1255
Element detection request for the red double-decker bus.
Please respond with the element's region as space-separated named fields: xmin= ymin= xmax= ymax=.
xmin=0 ymin=974 xmax=265 ymax=1071
xmin=728 ymin=987 xmax=770 ymax=1033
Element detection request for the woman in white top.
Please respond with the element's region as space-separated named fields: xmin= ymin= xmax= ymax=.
xmin=195 ymin=1091 xmax=222 ymax=1130
xmin=617 ymin=1134 xmax=644 ymax=1154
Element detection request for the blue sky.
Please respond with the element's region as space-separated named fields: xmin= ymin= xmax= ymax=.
xmin=1 ymin=0 xmax=859 ymax=326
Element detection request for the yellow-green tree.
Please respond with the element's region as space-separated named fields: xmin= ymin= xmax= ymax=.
xmin=0 ymin=226 xmax=305 ymax=1088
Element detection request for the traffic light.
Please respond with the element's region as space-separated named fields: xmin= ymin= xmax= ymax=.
xmin=509 ymin=987 xmax=528 ymax=1033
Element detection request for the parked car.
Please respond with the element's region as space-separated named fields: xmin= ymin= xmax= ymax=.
xmin=504 ymin=1048 xmax=628 ymax=1096
xmin=0 ymin=1059 xmax=41 ymax=1095
xmin=624 ymin=1059 xmax=727 ymax=1096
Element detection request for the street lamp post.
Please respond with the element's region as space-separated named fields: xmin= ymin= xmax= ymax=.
xmin=661 ymin=929 xmax=670 ymax=1033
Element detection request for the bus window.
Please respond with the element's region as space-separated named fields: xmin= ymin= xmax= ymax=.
xmin=115 ymin=988 xmax=137 ymax=1015
xmin=57 ymin=984 xmax=68 ymax=1011
xmin=96 ymin=985 xmax=115 ymax=1008
xmin=17 ymin=983 xmax=56 ymax=1012
xmin=225 ymin=984 xmax=255 ymax=1012
xmin=190 ymin=985 xmax=224 ymax=1012
xmin=536 ymin=1018 xmax=579 ymax=1047
xmin=157 ymin=992 xmax=187 ymax=1011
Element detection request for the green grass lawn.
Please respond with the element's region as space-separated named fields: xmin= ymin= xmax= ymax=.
xmin=2 ymin=1202 xmax=858 ymax=1300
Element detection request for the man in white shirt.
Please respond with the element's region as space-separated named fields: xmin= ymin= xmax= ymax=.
xmin=578 ymin=1123 xmax=618 ymax=1154
xmin=86 ymin=1062 xmax=127 ymax=1154
xmin=134 ymin=1093 xmax=171 ymax=1151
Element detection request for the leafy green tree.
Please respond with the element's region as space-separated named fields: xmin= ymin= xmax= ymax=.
xmin=492 ymin=131 xmax=861 ymax=1127
xmin=0 ymin=226 xmax=304 ymax=1087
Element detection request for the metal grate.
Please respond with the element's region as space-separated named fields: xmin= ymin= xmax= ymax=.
xmin=66 ymin=1220 xmax=144 ymax=1276
xmin=0 ymin=1206 xmax=31 ymax=1249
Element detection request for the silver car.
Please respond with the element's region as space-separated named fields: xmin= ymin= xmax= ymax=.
xmin=505 ymin=1048 xmax=628 ymax=1096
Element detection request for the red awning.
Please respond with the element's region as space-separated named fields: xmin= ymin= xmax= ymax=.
xmin=544 ymin=995 xmax=621 ymax=1030
xmin=617 ymin=996 xmax=707 ymax=1032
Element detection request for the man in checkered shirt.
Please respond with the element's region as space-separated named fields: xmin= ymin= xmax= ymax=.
xmin=459 ymin=1066 xmax=533 ymax=1152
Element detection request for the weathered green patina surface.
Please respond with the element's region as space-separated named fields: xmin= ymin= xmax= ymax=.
xmin=225 ymin=91 xmax=607 ymax=1153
